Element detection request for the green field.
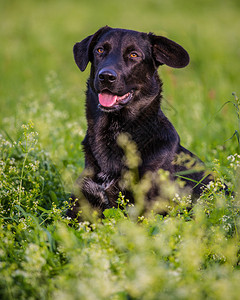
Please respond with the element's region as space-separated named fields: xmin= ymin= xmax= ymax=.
xmin=1 ymin=0 xmax=240 ymax=299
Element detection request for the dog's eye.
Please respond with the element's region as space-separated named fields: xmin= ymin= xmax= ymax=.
xmin=130 ymin=52 xmax=138 ymax=58
xmin=96 ymin=47 xmax=104 ymax=54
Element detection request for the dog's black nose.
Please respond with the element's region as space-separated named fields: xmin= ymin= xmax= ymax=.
xmin=98 ymin=69 xmax=117 ymax=83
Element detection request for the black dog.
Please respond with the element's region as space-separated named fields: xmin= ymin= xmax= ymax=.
xmin=67 ymin=26 xmax=211 ymax=219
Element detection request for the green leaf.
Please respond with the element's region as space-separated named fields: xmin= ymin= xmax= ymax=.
xmin=103 ymin=208 xmax=125 ymax=220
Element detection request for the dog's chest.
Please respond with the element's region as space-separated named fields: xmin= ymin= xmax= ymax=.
xmin=91 ymin=119 xmax=124 ymax=173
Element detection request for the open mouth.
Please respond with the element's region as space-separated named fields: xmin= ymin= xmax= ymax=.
xmin=98 ymin=90 xmax=133 ymax=110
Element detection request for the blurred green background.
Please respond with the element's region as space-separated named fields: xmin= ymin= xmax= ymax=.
xmin=1 ymin=0 xmax=240 ymax=189
xmin=1 ymin=3 xmax=240 ymax=298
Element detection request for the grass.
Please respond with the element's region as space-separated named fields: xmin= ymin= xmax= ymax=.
xmin=1 ymin=0 xmax=240 ymax=299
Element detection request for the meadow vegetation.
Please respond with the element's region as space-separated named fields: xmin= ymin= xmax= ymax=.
xmin=1 ymin=0 xmax=240 ymax=299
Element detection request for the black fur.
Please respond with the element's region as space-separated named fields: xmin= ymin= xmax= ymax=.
xmin=67 ymin=26 xmax=211 ymax=219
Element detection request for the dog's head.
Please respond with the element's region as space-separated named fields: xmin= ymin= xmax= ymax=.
xmin=73 ymin=26 xmax=189 ymax=112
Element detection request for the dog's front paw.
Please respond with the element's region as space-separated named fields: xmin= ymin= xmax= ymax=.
xmin=99 ymin=189 xmax=111 ymax=209
xmin=81 ymin=177 xmax=111 ymax=209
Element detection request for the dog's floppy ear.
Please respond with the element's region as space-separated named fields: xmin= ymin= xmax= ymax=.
xmin=73 ymin=26 xmax=111 ymax=71
xmin=149 ymin=33 xmax=189 ymax=68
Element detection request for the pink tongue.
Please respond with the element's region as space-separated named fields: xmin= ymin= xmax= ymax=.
xmin=98 ymin=92 xmax=118 ymax=107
